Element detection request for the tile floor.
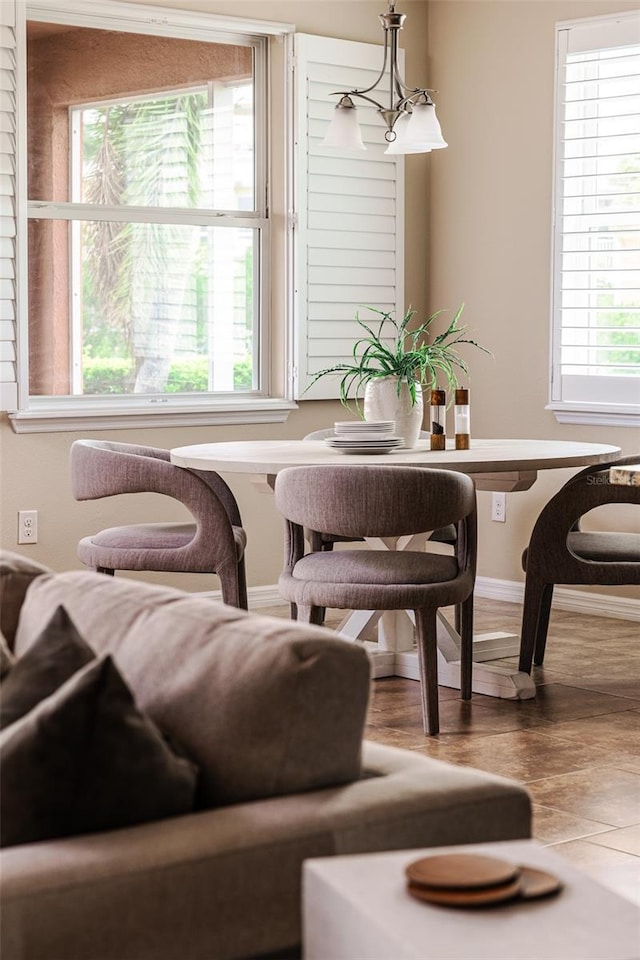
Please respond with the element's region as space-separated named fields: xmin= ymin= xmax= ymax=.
xmin=264 ymin=597 xmax=640 ymax=901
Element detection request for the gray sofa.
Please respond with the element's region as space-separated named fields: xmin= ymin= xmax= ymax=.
xmin=0 ymin=555 xmax=531 ymax=960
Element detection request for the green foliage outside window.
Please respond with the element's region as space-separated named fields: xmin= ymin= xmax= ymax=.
xmin=595 ymin=291 xmax=640 ymax=371
xmin=79 ymin=89 xmax=255 ymax=396
xmin=82 ymin=357 xmax=253 ymax=394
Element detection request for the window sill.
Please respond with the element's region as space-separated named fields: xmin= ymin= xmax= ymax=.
xmin=546 ymin=402 xmax=640 ymax=428
xmin=8 ymin=397 xmax=298 ymax=434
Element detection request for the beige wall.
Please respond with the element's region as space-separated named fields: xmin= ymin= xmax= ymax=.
xmin=1 ymin=0 xmax=637 ymax=604
xmin=427 ymin=0 xmax=639 ymax=599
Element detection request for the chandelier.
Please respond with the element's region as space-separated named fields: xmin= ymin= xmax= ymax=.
xmin=321 ymin=1 xmax=447 ymax=155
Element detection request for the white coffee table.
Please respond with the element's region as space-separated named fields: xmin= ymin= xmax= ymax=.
xmin=303 ymin=840 xmax=640 ymax=960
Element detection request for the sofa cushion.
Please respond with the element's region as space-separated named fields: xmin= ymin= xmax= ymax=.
xmin=0 ymin=606 xmax=95 ymax=730
xmin=14 ymin=571 xmax=371 ymax=807
xmin=0 ymin=551 xmax=51 ymax=650
xmin=0 ymin=654 xmax=199 ymax=848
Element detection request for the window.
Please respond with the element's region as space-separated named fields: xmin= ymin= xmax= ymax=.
xmin=549 ymin=12 xmax=640 ymax=426
xmin=2 ymin=4 xmax=405 ymax=429
xmin=4 ymin=0 xmax=295 ymax=431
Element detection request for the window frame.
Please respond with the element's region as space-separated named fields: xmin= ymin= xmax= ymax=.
xmin=9 ymin=0 xmax=297 ymax=433
xmin=547 ymin=10 xmax=640 ymax=428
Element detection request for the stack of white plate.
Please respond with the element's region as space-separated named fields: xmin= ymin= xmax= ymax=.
xmin=326 ymin=420 xmax=403 ymax=454
xmin=333 ymin=420 xmax=395 ymax=436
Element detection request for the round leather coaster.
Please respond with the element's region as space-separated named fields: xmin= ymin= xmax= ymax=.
xmin=405 ymin=853 xmax=520 ymax=891
xmin=518 ymin=867 xmax=563 ymax=900
xmin=407 ymin=876 xmax=522 ymax=908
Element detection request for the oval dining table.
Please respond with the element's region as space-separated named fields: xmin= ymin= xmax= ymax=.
xmin=171 ymin=437 xmax=621 ymax=701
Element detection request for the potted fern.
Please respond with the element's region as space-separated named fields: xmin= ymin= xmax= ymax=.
xmin=307 ymin=304 xmax=490 ymax=448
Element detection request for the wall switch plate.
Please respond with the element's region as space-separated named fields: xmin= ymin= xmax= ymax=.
xmin=18 ymin=510 xmax=38 ymax=544
xmin=491 ymin=493 xmax=506 ymax=523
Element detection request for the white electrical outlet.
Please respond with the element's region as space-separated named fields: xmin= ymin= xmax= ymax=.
xmin=491 ymin=493 xmax=506 ymax=523
xmin=18 ymin=510 xmax=38 ymax=544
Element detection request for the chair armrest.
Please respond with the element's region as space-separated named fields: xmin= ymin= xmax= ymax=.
xmin=185 ymin=468 xmax=243 ymax=527
xmin=527 ymin=455 xmax=640 ymax=562
xmin=71 ymin=442 xmax=239 ymax=559
xmin=283 ymin=517 xmax=306 ymax=571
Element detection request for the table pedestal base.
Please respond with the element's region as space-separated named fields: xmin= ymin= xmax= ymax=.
xmin=337 ymin=610 xmax=536 ymax=700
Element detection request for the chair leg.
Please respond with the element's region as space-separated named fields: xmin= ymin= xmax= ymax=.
xmin=533 ymin=584 xmax=554 ymax=666
xmin=459 ymin=594 xmax=474 ymax=701
xmin=453 ymin=589 xmax=473 ymax=638
xmin=219 ymin=562 xmax=249 ymax=611
xmin=414 ymin=608 xmax=439 ymax=736
xmin=289 ymin=603 xmax=298 ymax=620
xmin=518 ymin=578 xmax=552 ymax=673
xmin=236 ymin=557 xmax=249 ymax=611
xmin=96 ymin=567 xmax=115 ymax=576
xmin=296 ymin=604 xmax=326 ymax=626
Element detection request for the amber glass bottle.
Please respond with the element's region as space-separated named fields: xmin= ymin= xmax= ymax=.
xmin=454 ymin=388 xmax=470 ymax=450
xmin=430 ymin=389 xmax=446 ymax=450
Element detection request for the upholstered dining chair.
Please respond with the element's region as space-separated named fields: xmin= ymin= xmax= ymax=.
xmin=302 ymin=429 xmax=461 ymax=633
xmin=274 ymin=465 xmax=477 ymax=735
xmin=70 ymin=439 xmax=248 ymax=609
xmin=303 ymin=429 xmax=458 ymax=551
xmin=518 ymin=454 xmax=640 ymax=673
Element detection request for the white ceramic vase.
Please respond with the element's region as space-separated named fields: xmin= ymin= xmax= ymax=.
xmin=363 ymin=377 xmax=424 ymax=449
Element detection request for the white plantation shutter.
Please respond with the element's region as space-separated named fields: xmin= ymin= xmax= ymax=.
xmin=551 ymin=12 xmax=640 ymax=419
xmin=0 ymin=0 xmax=17 ymax=411
xmin=293 ymin=34 xmax=404 ymax=400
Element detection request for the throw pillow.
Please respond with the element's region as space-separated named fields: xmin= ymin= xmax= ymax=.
xmin=0 ymin=605 xmax=95 ymax=730
xmin=0 ymin=550 xmax=52 ymax=648
xmin=0 ymin=655 xmax=199 ymax=848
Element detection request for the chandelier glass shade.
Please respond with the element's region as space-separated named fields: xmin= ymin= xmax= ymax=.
xmin=321 ymin=97 xmax=367 ymax=151
xmin=321 ymin=2 xmax=447 ymax=155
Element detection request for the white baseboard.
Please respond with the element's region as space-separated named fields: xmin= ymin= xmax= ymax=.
xmin=245 ymin=584 xmax=286 ymax=609
xmin=475 ymin=576 xmax=640 ymax=622
xmin=198 ymin=579 xmax=640 ymax=622
xmin=195 ymin=584 xmax=283 ymax=609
